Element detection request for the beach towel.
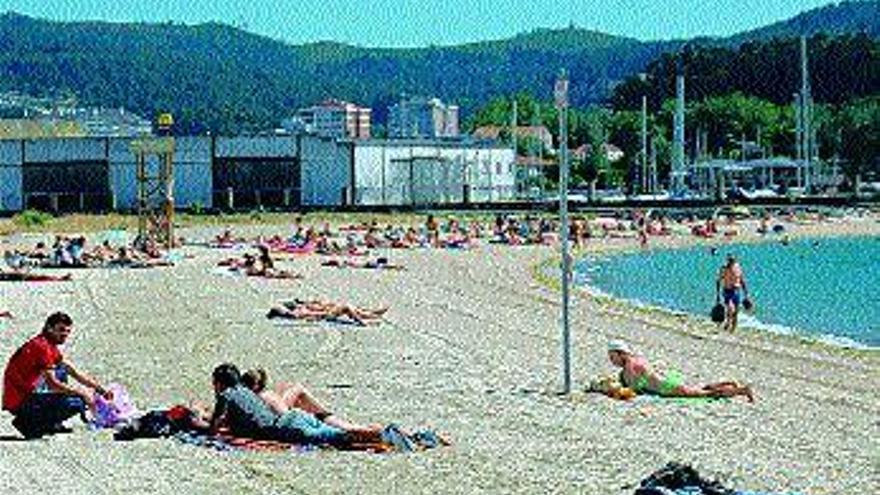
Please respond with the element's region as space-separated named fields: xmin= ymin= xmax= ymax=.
xmin=272 ymin=317 xmax=366 ymax=328
xmin=174 ymin=425 xmax=445 ymax=454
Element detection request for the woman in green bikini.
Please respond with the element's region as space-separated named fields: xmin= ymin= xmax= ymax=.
xmin=607 ymin=341 xmax=754 ymax=402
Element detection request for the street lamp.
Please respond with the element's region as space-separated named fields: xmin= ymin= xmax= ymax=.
xmin=554 ymin=69 xmax=573 ymax=395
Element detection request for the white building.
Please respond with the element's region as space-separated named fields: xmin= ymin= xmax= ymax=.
xmin=303 ymin=140 xmax=516 ymax=206
xmin=286 ymin=99 xmax=371 ymax=139
xmin=388 ymin=97 xmax=459 ymax=139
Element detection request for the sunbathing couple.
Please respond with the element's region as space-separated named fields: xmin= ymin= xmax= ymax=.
xmin=606 ymin=341 xmax=754 ymax=402
xmin=267 ymin=299 xmax=388 ymax=326
xmin=194 ymin=364 xmax=422 ymax=450
xmin=218 ymin=245 xmax=301 ymax=279
xmin=321 ymin=257 xmax=404 ymax=271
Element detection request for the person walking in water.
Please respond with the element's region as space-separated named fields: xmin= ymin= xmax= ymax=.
xmin=716 ymin=254 xmax=750 ymax=332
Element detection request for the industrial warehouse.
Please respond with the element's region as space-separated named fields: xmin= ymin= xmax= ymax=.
xmin=0 ymin=135 xmax=516 ymax=213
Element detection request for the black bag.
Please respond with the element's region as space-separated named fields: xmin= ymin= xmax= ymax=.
xmin=635 ymin=462 xmax=732 ymax=495
xmin=114 ymin=410 xmax=176 ymax=441
xmin=710 ymin=303 xmax=726 ymax=323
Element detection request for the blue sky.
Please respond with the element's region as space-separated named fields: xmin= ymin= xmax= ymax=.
xmin=2 ymin=0 xmax=834 ymax=47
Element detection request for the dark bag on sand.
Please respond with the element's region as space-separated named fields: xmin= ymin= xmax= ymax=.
xmin=635 ymin=462 xmax=732 ymax=495
xmin=742 ymin=298 xmax=754 ymax=312
xmin=710 ymin=303 xmax=726 ymax=323
xmin=113 ymin=406 xmax=199 ymax=441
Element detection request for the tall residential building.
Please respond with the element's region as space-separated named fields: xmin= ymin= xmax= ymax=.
xmin=284 ymin=99 xmax=371 ymax=139
xmin=388 ymin=96 xmax=459 ymax=139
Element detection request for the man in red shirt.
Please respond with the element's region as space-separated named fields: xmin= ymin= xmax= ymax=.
xmin=3 ymin=312 xmax=112 ymax=439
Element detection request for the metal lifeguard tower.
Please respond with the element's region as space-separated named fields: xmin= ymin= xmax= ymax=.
xmin=130 ymin=113 xmax=175 ymax=250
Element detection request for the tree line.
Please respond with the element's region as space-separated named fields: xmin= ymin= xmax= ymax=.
xmin=468 ymin=34 xmax=880 ymax=191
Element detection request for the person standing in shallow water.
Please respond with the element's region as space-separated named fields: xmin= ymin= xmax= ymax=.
xmin=716 ymin=255 xmax=750 ymax=332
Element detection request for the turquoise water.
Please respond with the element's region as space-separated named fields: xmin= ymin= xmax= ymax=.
xmin=577 ymin=236 xmax=880 ymax=348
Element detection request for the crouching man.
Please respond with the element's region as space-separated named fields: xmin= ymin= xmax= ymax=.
xmin=3 ymin=312 xmax=112 ymax=439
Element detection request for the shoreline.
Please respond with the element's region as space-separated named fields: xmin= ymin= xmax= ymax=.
xmin=535 ymin=217 xmax=880 ymax=355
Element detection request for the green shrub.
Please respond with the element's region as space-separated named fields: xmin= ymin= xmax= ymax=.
xmin=13 ymin=209 xmax=53 ymax=227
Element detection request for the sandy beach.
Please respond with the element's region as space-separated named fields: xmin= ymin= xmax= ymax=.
xmin=0 ymin=213 xmax=877 ymax=494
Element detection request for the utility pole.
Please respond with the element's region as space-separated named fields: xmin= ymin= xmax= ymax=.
xmin=672 ymin=52 xmax=687 ymax=195
xmin=511 ymin=99 xmax=518 ymax=153
xmin=554 ymin=70 xmax=572 ymax=395
xmin=640 ymin=73 xmax=648 ymax=194
xmin=511 ymin=99 xmax=519 ymax=195
xmin=794 ymin=93 xmax=803 ymax=189
xmin=650 ymin=137 xmax=657 ymax=194
xmin=801 ymin=36 xmax=812 ymax=192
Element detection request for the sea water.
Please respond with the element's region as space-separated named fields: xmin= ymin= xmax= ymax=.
xmin=577 ymin=235 xmax=880 ymax=348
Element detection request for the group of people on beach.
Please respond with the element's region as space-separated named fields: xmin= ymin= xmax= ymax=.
xmin=0 ymin=209 xmax=768 ymax=445
xmin=2 ymin=235 xmax=174 ymax=282
xmin=1 ymin=312 xmax=420 ymax=448
xmin=0 ymin=309 xmax=755 ymax=445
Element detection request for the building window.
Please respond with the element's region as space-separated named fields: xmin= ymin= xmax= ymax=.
xmin=496 ymin=162 xmax=502 ymax=175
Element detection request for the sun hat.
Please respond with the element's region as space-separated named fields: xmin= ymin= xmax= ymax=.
xmin=607 ymin=340 xmax=633 ymax=355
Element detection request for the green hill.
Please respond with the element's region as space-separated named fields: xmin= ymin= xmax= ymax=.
xmin=0 ymin=1 xmax=876 ymax=134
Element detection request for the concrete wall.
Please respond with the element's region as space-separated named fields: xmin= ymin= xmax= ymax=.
xmin=300 ymin=136 xmax=351 ymax=206
xmin=108 ymin=137 xmax=212 ymax=210
xmin=170 ymin=137 xmax=212 ymax=209
xmin=214 ymin=136 xmax=297 ymax=158
xmin=0 ymin=140 xmax=22 ymax=212
xmin=24 ymin=138 xmax=106 ymax=163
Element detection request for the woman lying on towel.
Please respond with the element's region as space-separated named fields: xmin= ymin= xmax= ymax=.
xmin=189 ymin=364 xmax=397 ymax=450
xmin=0 ymin=270 xmax=72 ymax=282
xmin=242 ymin=368 xmax=381 ymax=434
xmin=607 ymin=340 xmax=754 ymax=402
xmin=108 ymin=247 xmax=174 ymax=269
xmin=246 ymin=246 xmax=302 ymax=279
xmin=266 ymin=299 xmax=388 ymax=326
xmin=220 ymin=249 xmax=302 ymax=279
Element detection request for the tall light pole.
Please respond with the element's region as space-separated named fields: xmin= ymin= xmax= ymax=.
xmin=511 ymin=99 xmax=518 ymax=195
xmin=801 ymin=36 xmax=812 ymax=192
xmin=673 ymin=53 xmax=687 ymax=195
xmin=794 ymin=93 xmax=803 ymax=188
xmin=555 ymin=69 xmax=573 ymax=395
xmin=640 ymin=73 xmax=649 ymax=194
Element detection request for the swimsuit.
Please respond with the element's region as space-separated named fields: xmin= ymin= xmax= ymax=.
xmin=722 ymin=287 xmax=741 ymax=306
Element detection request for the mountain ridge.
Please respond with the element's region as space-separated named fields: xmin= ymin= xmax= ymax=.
xmin=0 ymin=2 xmax=877 ymax=133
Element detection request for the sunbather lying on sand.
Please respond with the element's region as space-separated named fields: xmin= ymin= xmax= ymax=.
xmin=0 ymin=310 xmax=12 ymax=318
xmin=109 ymin=247 xmax=174 ymax=268
xmin=241 ymin=368 xmax=380 ymax=434
xmin=266 ymin=299 xmax=388 ymax=326
xmin=219 ymin=249 xmax=302 ymax=279
xmin=0 ymin=271 xmax=72 ymax=282
xmin=321 ymin=257 xmax=405 ymax=270
xmin=194 ymin=364 xmax=400 ymax=449
xmin=607 ymin=340 xmax=754 ymax=402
